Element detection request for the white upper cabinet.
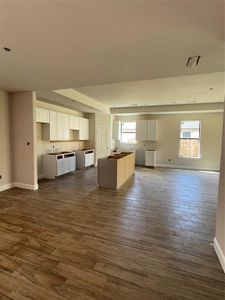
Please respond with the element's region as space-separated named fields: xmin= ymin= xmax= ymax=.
xmin=113 ymin=121 xmax=121 ymax=140
xmin=36 ymin=108 xmax=50 ymax=123
xmin=136 ymin=120 xmax=148 ymax=141
xmin=56 ymin=112 xmax=64 ymax=140
xmin=136 ymin=120 xmax=157 ymax=141
xmin=63 ymin=114 xmax=70 ymax=140
xmin=49 ymin=111 xmax=58 ymax=140
xmin=40 ymin=108 xmax=89 ymax=141
xmin=69 ymin=115 xmax=80 ymax=130
xmin=147 ymin=120 xmax=157 ymax=141
xmin=79 ymin=118 xmax=89 ymax=140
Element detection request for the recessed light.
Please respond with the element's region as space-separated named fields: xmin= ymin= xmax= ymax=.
xmin=3 ymin=47 xmax=11 ymax=52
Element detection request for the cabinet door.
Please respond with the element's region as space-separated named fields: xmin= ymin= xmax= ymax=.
xmin=40 ymin=108 xmax=50 ymax=123
xmin=56 ymin=113 xmax=64 ymax=140
xmin=36 ymin=108 xmax=49 ymax=123
xmin=136 ymin=120 xmax=148 ymax=141
xmin=145 ymin=151 xmax=156 ymax=167
xmin=113 ymin=121 xmax=121 ymax=140
xmin=85 ymin=153 xmax=94 ymax=167
xmin=50 ymin=111 xmax=58 ymax=140
xmin=84 ymin=119 xmax=89 ymax=140
xmin=79 ymin=118 xmax=89 ymax=140
xmin=79 ymin=118 xmax=84 ymax=140
xmin=147 ymin=120 xmax=157 ymax=141
xmin=69 ymin=115 xmax=80 ymax=130
xmin=63 ymin=157 xmax=70 ymax=173
xmin=69 ymin=157 xmax=75 ymax=171
xmin=36 ymin=108 xmax=40 ymax=122
xmin=56 ymin=157 xmax=64 ymax=176
xmin=63 ymin=114 xmax=70 ymax=140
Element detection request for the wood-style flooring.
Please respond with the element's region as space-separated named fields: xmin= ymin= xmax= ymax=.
xmin=0 ymin=167 xmax=224 ymax=300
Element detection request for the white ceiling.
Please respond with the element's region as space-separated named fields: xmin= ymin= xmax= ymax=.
xmin=76 ymin=72 xmax=225 ymax=107
xmin=0 ymin=0 xmax=224 ymax=97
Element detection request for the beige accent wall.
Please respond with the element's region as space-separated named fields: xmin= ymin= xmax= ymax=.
xmin=215 ymin=104 xmax=225 ymax=268
xmin=115 ymin=112 xmax=223 ymax=171
xmin=0 ymin=90 xmax=12 ymax=189
xmin=36 ymin=100 xmax=84 ymax=177
xmin=10 ymin=91 xmax=38 ymax=189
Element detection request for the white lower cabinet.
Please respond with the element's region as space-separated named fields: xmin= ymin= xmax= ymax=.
xmin=56 ymin=156 xmax=65 ymax=176
xmin=43 ymin=152 xmax=76 ymax=179
xmin=85 ymin=152 xmax=94 ymax=167
xmin=75 ymin=150 xmax=94 ymax=169
xmin=145 ymin=150 xmax=157 ymax=168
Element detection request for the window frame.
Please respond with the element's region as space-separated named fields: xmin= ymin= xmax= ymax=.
xmin=179 ymin=120 xmax=201 ymax=159
xmin=120 ymin=121 xmax=136 ymax=144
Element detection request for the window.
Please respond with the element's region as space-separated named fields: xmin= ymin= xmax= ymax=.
xmin=179 ymin=121 xmax=201 ymax=158
xmin=121 ymin=122 xmax=136 ymax=144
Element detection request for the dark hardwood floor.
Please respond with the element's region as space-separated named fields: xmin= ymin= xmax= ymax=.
xmin=0 ymin=167 xmax=224 ymax=300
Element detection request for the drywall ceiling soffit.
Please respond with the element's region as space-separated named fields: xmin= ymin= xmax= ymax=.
xmin=36 ymin=90 xmax=110 ymax=113
xmin=110 ymin=102 xmax=224 ymax=115
xmin=0 ymin=1 xmax=224 ymax=91
xmin=76 ymin=72 xmax=225 ymax=107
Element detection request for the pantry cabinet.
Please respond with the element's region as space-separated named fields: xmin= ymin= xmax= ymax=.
xmin=136 ymin=120 xmax=157 ymax=141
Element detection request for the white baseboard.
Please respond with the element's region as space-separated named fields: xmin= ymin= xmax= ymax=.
xmin=214 ymin=238 xmax=225 ymax=273
xmin=0 ymin=183 xmax=14 ymax=192
xmin=156 ymin=164 xmax=219 ymax=172
xmin=13 ymin=182 xmax=39 ymax=190
xmin=38 ymin=174 xmax=44 ymax=180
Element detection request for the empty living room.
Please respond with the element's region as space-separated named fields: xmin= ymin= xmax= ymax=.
xmin=0 ymin=1 xmax=225 ymax=299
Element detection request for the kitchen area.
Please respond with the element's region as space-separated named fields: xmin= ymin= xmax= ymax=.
xmin=36 ymin=99 xmax=158 ymax=187
xmin=36 ymin=100 xmax=95 ymax=180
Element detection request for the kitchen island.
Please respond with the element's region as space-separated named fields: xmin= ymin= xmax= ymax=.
xmin=98 ymin=152 xmax=135 ymax=189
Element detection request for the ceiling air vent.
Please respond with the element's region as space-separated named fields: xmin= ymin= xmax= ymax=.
xmin=186 ymin=55 xmax=201 ymax=68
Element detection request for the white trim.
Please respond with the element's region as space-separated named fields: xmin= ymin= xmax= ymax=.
xmin=214 ymin=238 xmax=225 ymax=273
xmin=13 ymin=182 xmax=39 ymax=190
xmin=38 ymin=174 xmax=45 ymax=180
xmin=156 ymin=164 xmax=219 ymax=172
xmin=0 ymin=183 xmax=14 ymax=192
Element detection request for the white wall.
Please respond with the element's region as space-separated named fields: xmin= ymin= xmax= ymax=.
xmin=0 ymin=90 xmax=13 ymax=190
xmin=115 ymin=112 xmax=223 ymax=171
